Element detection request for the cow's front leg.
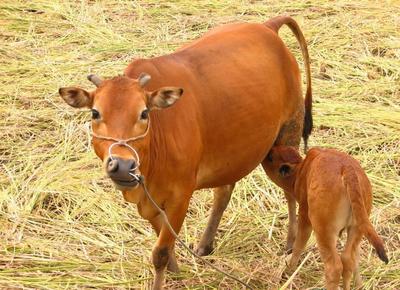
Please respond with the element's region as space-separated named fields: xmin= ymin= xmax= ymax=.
xmin=152 ymin=200 xmax=190 ymax=290
xmin=149 ymin=214 xmax=178 ymax=273
xmin=196 ymin=183 xmax=235 ymax=256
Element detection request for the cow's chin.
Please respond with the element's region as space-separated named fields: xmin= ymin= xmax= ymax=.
xmin=112 ymin=179 xmax=140 ymax=191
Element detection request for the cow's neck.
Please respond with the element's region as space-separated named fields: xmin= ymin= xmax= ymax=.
xmin=143 ymin=112 xmax=169 ymax=184
xmin=121 ymin=116 xmax=165 ymax=208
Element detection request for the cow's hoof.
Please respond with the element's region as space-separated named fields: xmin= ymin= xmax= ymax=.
xmin=195 ymin=244 xmax=213 ymax=256
xmin=167 ymin=260 xmax=179 ymax=273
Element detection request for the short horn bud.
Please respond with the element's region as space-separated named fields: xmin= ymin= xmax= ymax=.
xmin=138 ymin=73 xmax=151 ymax=88
xmin=87 ymin=74 xmax=103 ymax=87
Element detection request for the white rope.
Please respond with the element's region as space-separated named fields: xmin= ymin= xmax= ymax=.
xmin=138 ymin=176 xmax=254 ymax=290
xmin=91 ymin=120 xmax=150 ymax=180
xmin=91 ymin=119 xmax=253 ymax=289
xmin=91 ymin=119 xmax=150 ymax=143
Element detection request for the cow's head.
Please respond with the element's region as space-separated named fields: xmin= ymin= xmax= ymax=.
xmin=265 ymin=145 xmax=303 ymax=192
xmin=59 ymin=74 xmax=183 ymax=189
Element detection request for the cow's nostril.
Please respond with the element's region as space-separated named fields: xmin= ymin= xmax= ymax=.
xmin=130 ymin=161 xmax=136 ymax=171
xmin=107 ymin=159 xmax=119 ymax=173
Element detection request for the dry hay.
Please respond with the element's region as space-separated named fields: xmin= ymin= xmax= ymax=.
xmin=0 ymin=0 xmax=399 ymax=289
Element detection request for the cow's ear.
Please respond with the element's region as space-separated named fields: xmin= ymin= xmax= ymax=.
xmin=59 ymin=87 xmax=93 ymax=108
xmin=148 ymin=87 xmax=183 ymax=110
xmin=279 ymin=163 xmax=295 ymax=177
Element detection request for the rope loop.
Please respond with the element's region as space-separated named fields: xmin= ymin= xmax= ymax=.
xmin=91 ymin=120 xmax=150 ymax=169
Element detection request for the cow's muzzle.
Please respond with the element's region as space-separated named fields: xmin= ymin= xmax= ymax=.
xmin=90 ymin=120 xmax=150 ymax=189
xmin=106 ymin=157 xmax=139 ymax=188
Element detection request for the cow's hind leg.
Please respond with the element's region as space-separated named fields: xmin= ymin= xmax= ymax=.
xmin=262 ymin=107 xmax=304 ymax=252
xmin=196 ymin=184 xmax=235 ymax=256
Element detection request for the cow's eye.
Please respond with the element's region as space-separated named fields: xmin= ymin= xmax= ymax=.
xmin=140 ymin=109 xmax=149 ymax=120
xmin=91 ymin=109 xmax=100 ymax=120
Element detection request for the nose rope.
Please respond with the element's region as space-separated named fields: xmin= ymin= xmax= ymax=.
xmin=91 ymin=120 xmax=150 ymax=182
xmin=90 ymin=120 xmax=253 ymax=289
xmin=138 ymin=177 xmax=254 ymax=290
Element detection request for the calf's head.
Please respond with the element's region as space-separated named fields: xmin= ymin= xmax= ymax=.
xmin=265 ymin=145 xmax=303 ymax=192
xmin=59 ymin=73 xmax=183 ymax=189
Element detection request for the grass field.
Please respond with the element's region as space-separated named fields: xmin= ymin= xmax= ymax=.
xmin=1 ymin=0 xmax=399 ymax=289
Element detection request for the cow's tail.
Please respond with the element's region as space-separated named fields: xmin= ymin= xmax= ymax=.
xmin=264 ymin=16 xmax=312 ymax=152
xmin=342 ymin=166 xmax=389 ymax=264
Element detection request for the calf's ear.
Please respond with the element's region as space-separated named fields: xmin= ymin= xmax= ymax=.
xmin=59 ymin=87 xmax=93 ymax=108
xmin=282 ymin=147 xmax=302 ymax=163
xmin=148 ymin=87 xmax=183 ymax=110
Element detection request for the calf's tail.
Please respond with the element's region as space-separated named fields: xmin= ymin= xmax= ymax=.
xmin=342 ymin=166 xmax=389 ymax=264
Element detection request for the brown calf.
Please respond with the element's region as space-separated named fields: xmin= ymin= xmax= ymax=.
xmin=59 ymin=16 xmax=312 ymax=289
xmin=266 ymin=146 xmax=388 ymax=290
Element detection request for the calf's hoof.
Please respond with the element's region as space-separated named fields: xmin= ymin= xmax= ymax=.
xmin=284 ymin=246 xmax=293 ymax=255
xmin=283 ymin=266 xmax=295 ymax=278
xmin=277 ymin=245 xmax=293 ymax=256
xmin=281 ymin=256 xmax=296 ymax=279
xmin=285 ymin=239 xmax=295 ymax=254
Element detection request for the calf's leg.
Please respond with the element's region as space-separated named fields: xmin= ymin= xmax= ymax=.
xmin=284 ymin=191 xmax=298 ymax=253
xmin=262 ymin=108 xmax=304 ymax=252
xmin=341 ymin=227 xmax=363 ymax=290
xmin=286 ymin=204 xmax=312 ymax=273
xmin=196 ymin=184 xmax=235 ymax=256
xmin=353 ymin=244 xmax=362 ymax=288
xmin=315 ymin=230 xmax=342 ymax=290
xmin=262 ymin=159 xmax=298 ymax=252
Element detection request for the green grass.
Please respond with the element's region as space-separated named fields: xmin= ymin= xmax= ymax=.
xmin=1 ymin=0 xmax=399 ymax=289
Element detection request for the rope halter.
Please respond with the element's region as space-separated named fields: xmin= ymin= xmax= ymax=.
xmin=91 ymin=120 xmax=150 ymax=182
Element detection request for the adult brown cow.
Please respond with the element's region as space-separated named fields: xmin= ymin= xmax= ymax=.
xmin=59 ymin=16 xmax=312 ymax=289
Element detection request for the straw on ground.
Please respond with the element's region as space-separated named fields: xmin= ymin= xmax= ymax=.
xmin=0 ymin=0 xmax=399 ymax=289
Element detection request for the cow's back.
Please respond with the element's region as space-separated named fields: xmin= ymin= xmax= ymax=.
xmin=125 ymin=23 xmax=303 ymax=189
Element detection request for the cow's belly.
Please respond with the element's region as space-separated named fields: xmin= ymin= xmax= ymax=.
xmin=195 ymin=120 xmax=281 ymax=189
